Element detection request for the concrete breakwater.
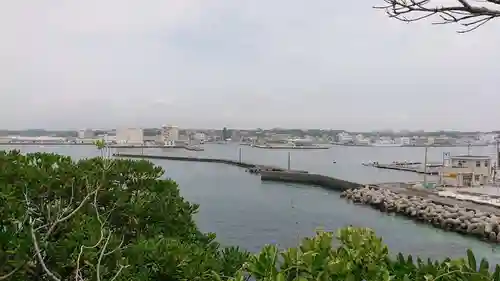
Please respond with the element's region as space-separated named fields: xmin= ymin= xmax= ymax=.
xmin=261 ymin=171 xmax=361 ymax=191
xmin=113 ymin=153 xmax=308 ymax=174
xmin=114 ymin=153 xmax=360 ymax=191
xmin=341 ymin=187 xmax=500 ymax=243
xmin=114 ymin=153 xmax=255 ymax=168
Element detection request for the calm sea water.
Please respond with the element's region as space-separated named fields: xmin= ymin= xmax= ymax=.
xmin=5 ymin=144 xmax=500 ymax=263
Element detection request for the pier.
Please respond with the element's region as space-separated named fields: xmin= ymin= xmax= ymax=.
xmin=365 ymin=162 xmax=439 ymax=175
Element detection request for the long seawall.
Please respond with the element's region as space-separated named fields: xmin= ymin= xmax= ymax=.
xmin=113 ymin=153 xmax=362 ymax=191
xmin=113 ymin=153 xmax=256 ymax=168
xmin=260 ymin=171 xmax=360 ymax=191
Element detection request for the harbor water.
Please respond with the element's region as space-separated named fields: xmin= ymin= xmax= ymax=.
xmin=5 ymin=144 xmax=500 ymax=263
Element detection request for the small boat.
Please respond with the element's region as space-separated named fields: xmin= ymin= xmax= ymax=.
xmin=332 ymin=161 xmax=337 ymax=164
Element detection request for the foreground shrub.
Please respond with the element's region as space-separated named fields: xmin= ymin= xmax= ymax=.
xmin=223 ymin=227 xmax=500 ymax=281
xmin=0 ymin=150 xmax=249 ymax=281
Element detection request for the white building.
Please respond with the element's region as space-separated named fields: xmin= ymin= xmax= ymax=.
xmin=161 ymin=125 xmax=179 ymax=146
xmin=336 ymin=132 xmax=353 ymax=143
xmin=355 ymin=134 xmax=371 ymax=145
xmin=193 ymin=132 xmax=206 ymax=142
xmin=78 ymin=129 xmax=94 ymax=139
xmin=399 ymin=137 xmax=411 ymax=145
xmin=116 ymin=128 xmax=144 ymax=145
xmin=441 ymin=155 xmax=492 ymax=187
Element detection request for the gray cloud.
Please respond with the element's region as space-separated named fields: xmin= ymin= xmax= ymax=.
xmin=0 ymin=0 xmax=499 ymax=130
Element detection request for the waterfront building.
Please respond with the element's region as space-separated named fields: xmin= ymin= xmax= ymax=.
xmin=441 ymin=155 xmax=493 ymax=187
xmin=78 ymin=129 xmax=94 ymax=139
xmin=355 ymin=134 xmax=371 ymax=145
xmin=115 ymin=128 xmax=144 ymax=145
xmin=336 ymin=132 xmax=353 ymax=143
xmin=399 ymin=137 xmax=411 ymax=145
xmin=193 ymin=132 xmax=206 ymax=142
xmin=160 ymin=125 xmax=179 ymax=146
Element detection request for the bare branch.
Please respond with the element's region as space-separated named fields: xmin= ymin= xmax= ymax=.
xmin=109 ymin=264 xmax=129 ymax=281
xmin=45 ymin=181 xmax=100 ymax=238
xmin=22 ymin=168 xmax=127 ymax=281
xmin=374 ymin=0 xmax=500 ymax=32
xmin=74 ymin=188 xmax=128 ymax=281
xmin=30 ymin=222 xmax=61 ymax=281
xmin=96 ymin=232 xmax=112 ymax=281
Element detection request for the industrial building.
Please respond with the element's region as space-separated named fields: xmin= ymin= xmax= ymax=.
xmin=115 ymin=128 xmax=144 ymax=145
xmin=160 ymin=125 xmax=179 ymax=146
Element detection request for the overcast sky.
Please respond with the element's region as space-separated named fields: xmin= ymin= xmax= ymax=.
xmin=1 ymin=1 xmax=499 ymax=131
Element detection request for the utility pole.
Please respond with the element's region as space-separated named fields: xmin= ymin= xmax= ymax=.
xmin=423 ymin=146 xmax=428 ymax=187
xmin=467 ymin=142 xmax=471 ymax=156
xmin=495 ymin=138 xmax=499 ymax=184
xmin=238 ymin=147 xmax=242 ymax=163
xmin=439 ymin=152 xmax=444 ymax=186
xmin=287 ymin=151 xmax=291 ymax=170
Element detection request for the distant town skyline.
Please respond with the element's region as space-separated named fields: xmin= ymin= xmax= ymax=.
xmin=1 ymin=1 xmax=499 ymax=131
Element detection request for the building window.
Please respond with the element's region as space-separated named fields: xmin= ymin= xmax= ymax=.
xmin=475 ymin=175 xmax=480 ymax=182
xmin=485 ymin=161 xmax=490 ymax=167
xmin=476 ymin=161 xmax=481 ymax=167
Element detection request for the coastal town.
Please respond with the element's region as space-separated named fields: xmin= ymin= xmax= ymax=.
xmin=0 ymin=127 xmax=498 ymax=148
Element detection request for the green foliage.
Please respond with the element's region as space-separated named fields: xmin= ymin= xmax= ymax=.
xmin=223 ymin=227 xmax=500 ymax=281
xmin=0 ymin=150 xmax=249 ymax=281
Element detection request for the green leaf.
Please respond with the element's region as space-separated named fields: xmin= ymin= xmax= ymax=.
xmin=479 ymin=258 xmax=489 ymax=273
xmin=467 ymin=249 xmax=477 ymax=271
xmin=494 ymin=264 xmax=500 ymax=281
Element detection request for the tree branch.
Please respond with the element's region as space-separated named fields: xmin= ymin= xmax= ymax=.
xmin=30 ymin=222 xmax=61 ymax=281
xmin=19 ymin=165 xmax=128 ymax=281
xmin=374 ymin=0 xmax=500 ymax=32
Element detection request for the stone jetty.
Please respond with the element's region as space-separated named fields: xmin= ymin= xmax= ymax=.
xmin=341 ymin=186 xmax=500 ymax=243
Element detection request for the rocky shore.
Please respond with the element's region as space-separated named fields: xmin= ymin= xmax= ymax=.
xmin=341 ymin=186 xmax=500 ymax=243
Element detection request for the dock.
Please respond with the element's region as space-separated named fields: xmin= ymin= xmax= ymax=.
xmin=364 ymin=162 xmax=439 ymax=175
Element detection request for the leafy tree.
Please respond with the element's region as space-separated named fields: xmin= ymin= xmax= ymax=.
xmin=0 ymin=150 xmax=249 ymax=281
xmin=375 ymin=0 xmax=500 ymax=32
